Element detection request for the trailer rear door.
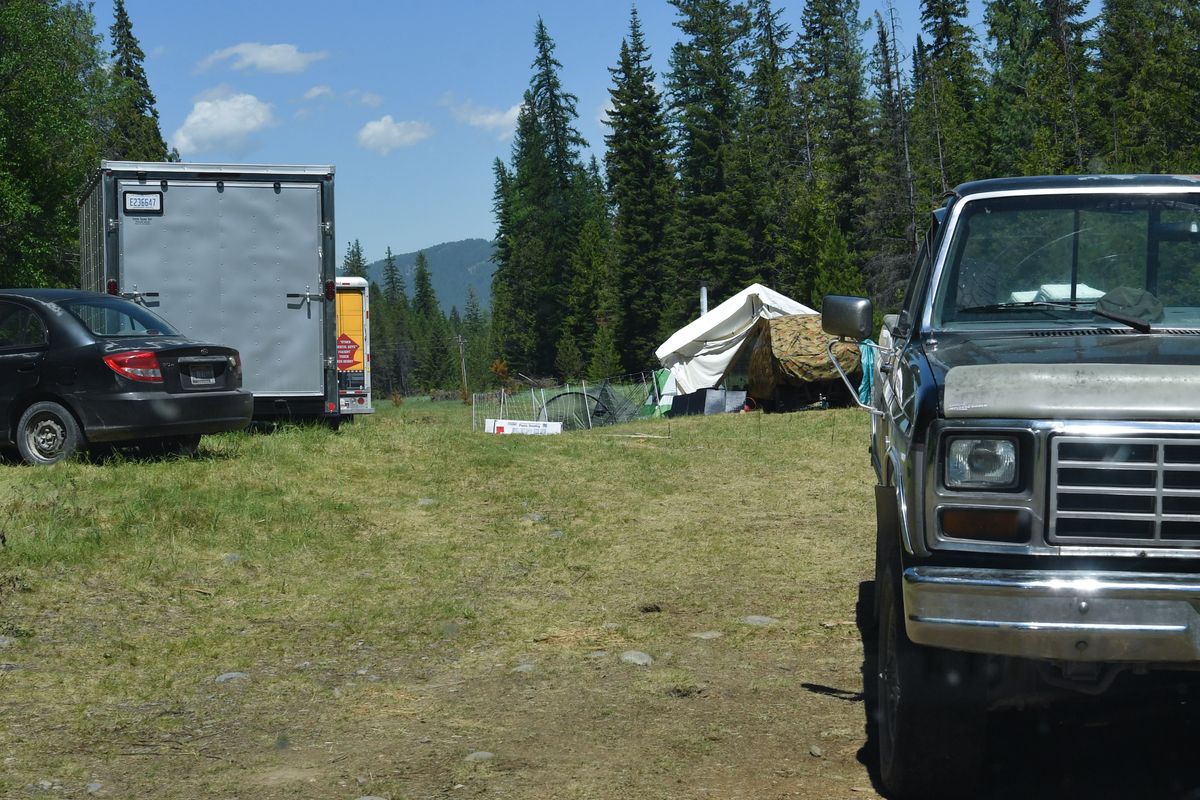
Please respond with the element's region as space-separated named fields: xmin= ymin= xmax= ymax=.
xmin=117 ymin=179 xmax=326 ymax=398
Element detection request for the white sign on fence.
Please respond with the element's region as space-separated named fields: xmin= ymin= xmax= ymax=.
xmin=484 ymin=418 xmax=563 ymax=436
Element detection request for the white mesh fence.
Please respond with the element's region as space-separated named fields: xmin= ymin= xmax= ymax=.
xmin=472 ymin=371 xmax=661 ymax=432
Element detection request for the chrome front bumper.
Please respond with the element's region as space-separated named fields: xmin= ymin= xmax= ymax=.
xmin=904 ymin=567 xmax=1200 ymax=662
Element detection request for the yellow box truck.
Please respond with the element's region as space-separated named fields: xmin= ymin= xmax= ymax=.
xmin=335 ymin=277 xmax=373 ymax=415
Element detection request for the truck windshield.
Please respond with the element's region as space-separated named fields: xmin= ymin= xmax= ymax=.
xmin=933 ymin=193 xmax=1200 ymax=331
xmin=56 ymin=296 xmax=180 ymax=337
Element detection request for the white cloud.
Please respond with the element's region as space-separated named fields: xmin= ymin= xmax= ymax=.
xmin=349 ymin=90 xmax=384 ymax=108
xmin=442 ymin=97 xmax=521 ymax=140
xmin=304 ymin=84 xmax=334 ymax=101
xmin=198 ymin=43 xmax=327 ymax=74
xmin=173 ymin=87 xmax=275 ymax=155
xmin=357 ymin=115 xmax=433 ymax=155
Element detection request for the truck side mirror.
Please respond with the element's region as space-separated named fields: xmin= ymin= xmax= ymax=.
xmin=822 ymin=295 xmax=874 ymax=341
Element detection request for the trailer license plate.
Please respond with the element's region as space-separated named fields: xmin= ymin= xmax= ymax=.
xmin=190 ymin=365 xmax=215 ymax=386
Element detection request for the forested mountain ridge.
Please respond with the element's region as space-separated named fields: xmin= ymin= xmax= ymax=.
xmin=365 ymin=239 xmax=495 ymax=314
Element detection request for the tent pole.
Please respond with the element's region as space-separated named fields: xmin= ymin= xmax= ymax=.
xmin=583 ymin=379 xmax=593 ymax=429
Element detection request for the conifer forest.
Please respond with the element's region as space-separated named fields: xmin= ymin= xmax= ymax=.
xmin=3 ymin=0 xmax=1200 ymax=391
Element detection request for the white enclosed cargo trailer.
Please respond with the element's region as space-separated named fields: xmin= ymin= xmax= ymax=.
xmin=79 ymin=161 xmax=340 ymax=423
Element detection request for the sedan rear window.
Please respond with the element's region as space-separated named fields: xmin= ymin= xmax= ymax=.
xmin=56 ymin=296 xmax=179 ymax=337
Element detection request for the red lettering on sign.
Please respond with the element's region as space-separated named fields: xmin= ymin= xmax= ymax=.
xmin=336 ymin=333 xmax=361 ymax=369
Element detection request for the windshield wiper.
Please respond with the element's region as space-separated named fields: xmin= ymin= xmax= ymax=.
xmin=958 ymin=300 xmax=1152 ymax=333
xmin=1090 ymin=306 xmax=1152 ymax=333
xmin=958 ymin=301 xmax=1084 ymax=313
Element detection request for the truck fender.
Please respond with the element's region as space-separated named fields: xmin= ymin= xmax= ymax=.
xmin=883 ymin=447 xmax=919 ymax=556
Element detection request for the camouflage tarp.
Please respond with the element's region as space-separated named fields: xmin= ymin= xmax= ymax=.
xmin=747 ymin=314 xmax=861 ymax=405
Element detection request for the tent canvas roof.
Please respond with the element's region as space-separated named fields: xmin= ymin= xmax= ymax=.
xmin=654 ymin=283 xmax=816 ymax=394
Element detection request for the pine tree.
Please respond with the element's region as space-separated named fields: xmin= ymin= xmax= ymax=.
xmin=1094 ymin=0 xmax=1200 ymax=172
xmin=490 ymin=117 xmax=542 ymax=375
xmin=106 ymin=0 xmax=172 ymax=160
xmin=605 ymin=8 xmax=677 ymax=371
xmin=342 ymin=239 xmax=369 ymax=278
xmin=411 ymin=252 xmax=453 ymax=390
xmin=909 ymin=0 xmax=985 ymax=203
xmin=462 ymin=287 xmax=493 ymax=392
xmin=739 ymin=0 xmax=800 ymax=290
xmin=382 ymin=246 xmax=404 ymax=306
xmin=563 ymin=157 xmax=609 ymax=344
xmin=411 ymin=251 xmax=439 ymax=321
xmin=861 ymin=10 xmax=919 ymax=310
xmin=554 ymin=332 xmax=584 ymax=380
xmin=667 ymin=0 xmax=751 ymax=303
xmin=796 ymin=0 xmax=872 ymax=233
xmin=489 ymin=21 xmax=589 ymax=376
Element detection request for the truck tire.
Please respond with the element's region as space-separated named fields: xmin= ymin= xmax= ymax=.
xmin=16 ymin=401 xmax=83 ymax=465
xmin=876 ymin=539 xmax=986 ymax=799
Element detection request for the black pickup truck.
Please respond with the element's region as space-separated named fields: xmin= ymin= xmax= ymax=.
xmin=824 ymin=175 xmax=1200 ymax=799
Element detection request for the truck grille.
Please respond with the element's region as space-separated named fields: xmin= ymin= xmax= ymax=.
xmin=1050 ymin=436 xmax=1200 ymax=547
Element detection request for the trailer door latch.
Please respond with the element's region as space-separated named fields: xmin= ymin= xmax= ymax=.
xmin=286 ymin=286 xmax=326 ymax=304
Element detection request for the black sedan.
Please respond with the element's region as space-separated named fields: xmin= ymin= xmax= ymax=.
xmin=0 ymin=289 xmax=253 ymax=464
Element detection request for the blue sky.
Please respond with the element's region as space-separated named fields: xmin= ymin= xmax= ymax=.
xmin=92 ymin=1 xmax=1092 ymax=263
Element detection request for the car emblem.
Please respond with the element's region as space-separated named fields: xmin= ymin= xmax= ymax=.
xmin=201 ymin=348 xmax=209 ymax=355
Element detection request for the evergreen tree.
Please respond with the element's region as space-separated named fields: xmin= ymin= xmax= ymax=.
xmin=489 ymin=154 xmax=538 ymax=375
xmin=796 ymin=0 xmax=872 ymax=233
xmin=1094 ymin=0 xmax=1200 ymax=172
xmin=106 ymin=0 xmax=172 ymax=161
xmin=462 ymin=287 xmax=493 ymax=392
xmin=861 ymin=10 xmax=919 ymax=310
xmin=980 ymin=0 xmax=1044 ymax=176
xmin=411 ymin=251 xmax=440 ymax=321
xmin=411 ymin=252 xmax=453 ymax=390
xmin=382 ymin=246 xmax=405 ymax=306
xmin=605 ymin=8 xmax=677 ymax=371
xmin=909 ymin=0 xmax=985 ymax=203
xmin=554 ymin=331 xmax=584 ymax=380
xmin=667 ymin=0 xmax=751 ymax=303
xmin=738 ymin=0 xmax=800 ymax=290
xmin=489 ymin=21 xmax=589 ymax=376
xmin=528 ymin=19 xmax=588 ymax=371
xmin=0 ymin=0 xmax=107 ymax=287
xmin=562 ymin=157 xmax=609 ymax=351
xmin=342 ymin=239 xmax=369 ymax=278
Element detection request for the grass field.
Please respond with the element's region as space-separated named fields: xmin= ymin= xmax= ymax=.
xmin=0 ymin=402 xmax=883 ymax=799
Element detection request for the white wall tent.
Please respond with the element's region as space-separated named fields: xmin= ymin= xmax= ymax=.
xmin=654 ymin=283 xmax=816 ymax=394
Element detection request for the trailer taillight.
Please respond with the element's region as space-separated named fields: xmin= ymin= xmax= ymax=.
xmin=325 ymin=280 xmax=335 ymax=301
xmin=106 ymin=279 xmax=119 ymax=296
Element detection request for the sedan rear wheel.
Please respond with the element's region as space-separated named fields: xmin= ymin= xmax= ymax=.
xmin=17 ymin=402 xmax=83 ymax=465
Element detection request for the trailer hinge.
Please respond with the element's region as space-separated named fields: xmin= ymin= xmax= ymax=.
xmin=321 ymin=221 xmax=332 ymax=235
xmin=326 ymin=356 xmax=336 ymax=369
xmin=107 ymin=218 xmax=120 ymax=232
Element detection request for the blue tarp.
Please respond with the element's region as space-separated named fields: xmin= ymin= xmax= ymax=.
xmin=858 ymin=339 xmax=876 ymax=405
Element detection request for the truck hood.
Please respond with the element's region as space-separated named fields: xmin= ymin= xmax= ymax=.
xmin=928 ymin=331 xmax=1200 ymax=420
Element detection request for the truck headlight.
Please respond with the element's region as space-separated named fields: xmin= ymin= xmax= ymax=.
xmin=946 ymin=437 xmax=1017 ymax=489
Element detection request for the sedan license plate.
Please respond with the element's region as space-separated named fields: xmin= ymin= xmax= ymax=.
xmin=189 ymin=364 xmax=215 ymax=386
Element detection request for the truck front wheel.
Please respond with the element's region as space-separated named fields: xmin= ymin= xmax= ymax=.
xmin=876 ymin=548 xmax=986 ymax=799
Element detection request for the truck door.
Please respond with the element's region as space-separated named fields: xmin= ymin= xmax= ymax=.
xmin=117 ymin=179 xmax=326 ymax=399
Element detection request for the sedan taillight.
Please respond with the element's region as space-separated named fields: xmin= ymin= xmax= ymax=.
xmin=103 ymin=351 xmax=164 ymax=383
